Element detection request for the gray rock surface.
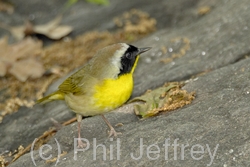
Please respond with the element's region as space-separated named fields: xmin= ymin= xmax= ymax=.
xmin=1 ymin=0 xmax=250 ymax=166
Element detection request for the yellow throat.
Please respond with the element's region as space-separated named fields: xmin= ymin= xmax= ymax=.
xmin=93 ymin=55 xmax=140 ymax=111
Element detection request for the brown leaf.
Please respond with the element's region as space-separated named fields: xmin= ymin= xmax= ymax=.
xmin=0 ymin=35 xmax=8 ymax=46
xmin=2 ymin=16 xmax=72 ymax=40
xmin=0 ymin=37 xmax=42 ymax=62
xmin=41 ymin=25 xmax=73 ymax=39
xmin=0 ymin=61 xmax=7 ymax=76
xmin=0 ymin=36 xmax=15 ymax=67
xmin=0 ymin=37 xmax=44 ymax=81
xmin=34 ymin=15 xmax=62 ymax=34
xmin=130 ymin=82 xmax=195 ymax=118
xmin=0 ymin=1 xmax=14 ymax=14
xmin=11 ymin=37 xmax=42 ymax=60
xmin=34 ymin=16 xmax=72 ymax=39
xmin=0 ymin=37 xmax=11 ymax=76
xmin=9 ymin=58 xmax=45 ymax=82
xmin=3 ymin=21 xmax=34 ymax=41
xmin=10 ymin=25 xmax=26 ymax=40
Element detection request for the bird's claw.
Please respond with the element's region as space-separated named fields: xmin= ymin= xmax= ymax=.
xmin=108 ymin=127 xmax=122 ymax=138
xmin=77 ymin=138 xmax=87 ymax=148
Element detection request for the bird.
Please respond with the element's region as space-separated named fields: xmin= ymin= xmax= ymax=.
xmin=37 ymin=43 xmax=151 ymax=147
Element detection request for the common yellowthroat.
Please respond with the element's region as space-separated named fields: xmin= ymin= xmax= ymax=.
xmin=37 ymin=43 xmax=151 ymax=147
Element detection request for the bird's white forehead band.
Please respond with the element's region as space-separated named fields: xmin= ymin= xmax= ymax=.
xmin=111 ymin=43 xmax=129 ymax=68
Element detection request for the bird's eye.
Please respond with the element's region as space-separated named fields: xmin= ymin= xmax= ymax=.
xmin=126 ymin=53 xmax=132 ymax=59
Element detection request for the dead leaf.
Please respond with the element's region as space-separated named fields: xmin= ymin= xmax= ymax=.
xmin=34 ymin=16 xmax=62 ymax=33
xmin=9 ymin=58 xmax=45 ymax=82
xmin=3 ymin=16 xmax=73 ymax=40
xmin=0 ymin=37 xmax=45 ymax=81
xmin=130 ymin=82 xmax=195 ymax=118
xmin=0 ymin=61 xmax=7 ymax=76
xmin=0 ymin=0 xmax=14 ymax=14
xmin=42 ymin=25 xmax=72 ymax=39
xmin=0 ymin=23 xmax=24 ymax=41
xmin=34 ymin=16 xmax=72 ymax=39
xmin=9 ymin=25 xmax=26 ymax=40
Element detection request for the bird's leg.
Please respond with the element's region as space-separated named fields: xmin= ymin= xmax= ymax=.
xmin=101 ymin=115 xmax=122 ymax=137
xmin=76 ymin=114 xmax=86 ymax=148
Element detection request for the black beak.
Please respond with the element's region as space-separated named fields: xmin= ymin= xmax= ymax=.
xmin=138 ymin=47 xmax=151 ymax=54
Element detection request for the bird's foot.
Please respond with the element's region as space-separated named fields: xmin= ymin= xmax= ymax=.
xmin=108 ymin=127 xmax=122 ymax=138
xmin=77 ymin=138 xmax=87 ymax=148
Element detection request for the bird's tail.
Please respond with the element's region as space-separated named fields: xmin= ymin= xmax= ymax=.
xmin=37 ymin=90 xmax=65 ymax=104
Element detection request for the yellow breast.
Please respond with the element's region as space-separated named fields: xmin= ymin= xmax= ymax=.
xmin=93 ymin=73 xmax=133 ymax=112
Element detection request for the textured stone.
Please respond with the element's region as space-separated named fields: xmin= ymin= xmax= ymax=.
xmin=1 ymin=0 xmax=250 ymax=166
